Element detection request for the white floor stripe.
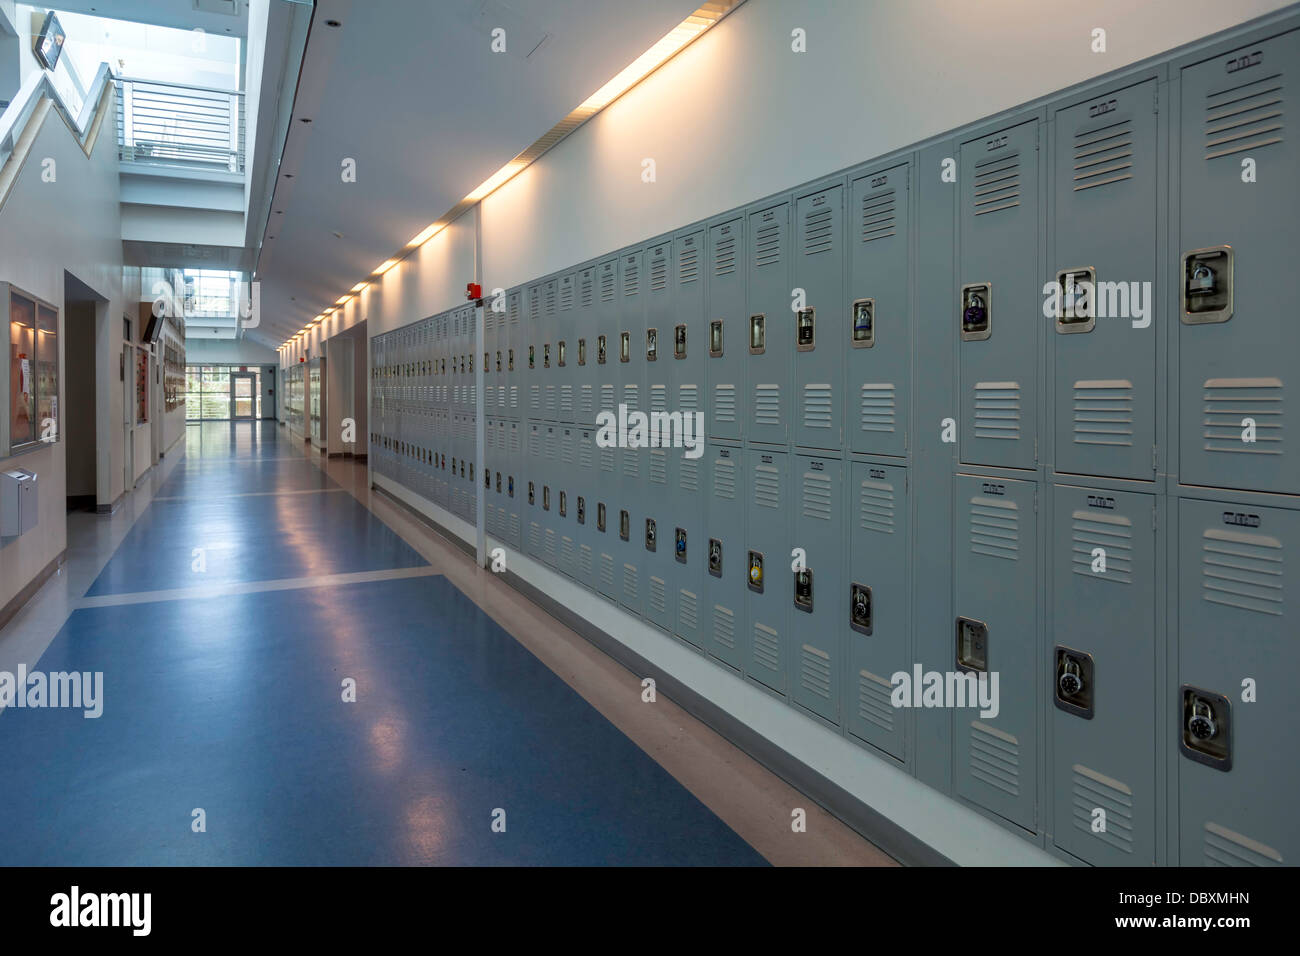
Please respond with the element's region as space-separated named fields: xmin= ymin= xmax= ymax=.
xmin=152 ymin=487 xmax=348 ymax=502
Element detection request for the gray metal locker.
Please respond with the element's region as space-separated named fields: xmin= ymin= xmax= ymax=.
xmin=1053 ymin=80 xmax=1159 ymax=481
xmin=1051 ymin=483 xmax=1157 ymax=865
xmin=543 ymin=422 xmax=560 ymax=568
xmin=1177 ymin=30 xmax=1300 ymax=495
xmin=792 ymin=454 xmax=842 ymax=723
xmin=644 ymin=446 xmax=673 ymax=632
xmin=557 ymin=425 xmax=577 ymax=578
xmin=746 ymin=201 xmax=791 ymax=445
xmin=596 ymin=257 xmax=619 ymax=427
xmin=557 ymin=272 xmax=576 ymax=423
xmin=704 ymin=443 xmax=745 ymax=669
xmin=1176 ymin=495 xmax=1296 ymax=866
xmin=542 ymin=278 xmax=559 ymax=422
xmin=959 ymin=118 xmax=1041 ymax=471
xmin=745 ymin=448 xmax=791 ymax=694
xmin=954 ymin=473 xmax=1038 ymax=831
xmin=644 ymin=238 xmax=675 ymax=631
xmin=576 ymin=265 xmax=597 ymax=424
xmin=848 ymin=163 xmax=910 ymax=459
xmin=575 ymin=426 xmax=596 ymax=589
xmin=505 ymin=419 xmax=521 ymax=548
xmin=846 ymin=459 xmax=909 ymax=761
xmin=671 ymin=229 xmax=707 ymax=648
xmin=525 ymin=421 xmax=544 ymax=559
xmin=527 ymin=284 xmax=542 ymax=420
xmin=706 ymin=216 xmax=745 ymax=442
xmin=506 ymin=289 xmax=522 ymax=420
xmin=793 ymin=183 xmax=844 ymax=450
xmin=616 ymin=249 xmax=645 ymax=616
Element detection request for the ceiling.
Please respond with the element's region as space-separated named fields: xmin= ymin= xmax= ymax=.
xmin=42 ymin=0 xmax=249 ymax=37
xmin=250 ymin=0 xmax=702 ymax=348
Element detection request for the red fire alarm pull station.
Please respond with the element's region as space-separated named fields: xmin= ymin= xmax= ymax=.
xmin=466 ymin=282 xmax=482 ymax=301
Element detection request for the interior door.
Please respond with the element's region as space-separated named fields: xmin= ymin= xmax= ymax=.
xmin=231 ymin=372 xmax=255 ymax=419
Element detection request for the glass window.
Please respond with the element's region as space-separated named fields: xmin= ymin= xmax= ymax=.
xmin=8 ymin=290 xmax=35 ymax=449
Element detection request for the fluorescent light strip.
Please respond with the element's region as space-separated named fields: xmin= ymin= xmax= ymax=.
xmin=286 ymin=2 xmax=739 ymax=345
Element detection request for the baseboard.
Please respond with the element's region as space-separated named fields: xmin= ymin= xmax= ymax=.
xmin=95 ymin=491 xmax=125 ymax=515
xmin=0 ymin=550 xmax=65 ymax=631
xmin=371 ymin=479 xmax=476 ymax=559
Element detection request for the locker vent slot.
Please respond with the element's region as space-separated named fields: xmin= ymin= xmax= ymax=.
xmin=649 ymin=576 xmax=667 ymax=613
xmin=623 ymin=260 xmax=640 ymax=297
xmin=753 ymin=465 xmax=780 ymax=509
xmin=801 ymin=471 xmax=833 ymax=520
xmin=802 ymin=206 xmax=834 ymax=256
xmin=754 ymin=222 xmax=781 ymax=267
xmin=713 ymin=384 xmax=737 ymax=423
xmin=578 ymin=439 xmax=593 ymax=470
xmin=508 ymin=295 xmax=520 ymax=325
xmin=545 ymin=284 xmax=557 ymax=315
xmin=679 ymin=244 xmax=700 ymax=283
xmin=544 ymin=385 xmax=556 ymax=413
xmin=529 ymin=521 xmax=542 ymax=553
xmin=713 ymin=457 xmax=736 ymax=499
xmin=1073 ymin=119 xmax=1134 ymax=191
xmin=968 ymin=721 xmax=1021 ymax=796
xmin=972 ymin=154 xmax=1021 ymax=215
xmin=650 ymin=384 xmax=668 ymax=413
xmin=579 ymin=385 xmax=593 ymax=417
xmin=861 ymin=190 xmax=896 ymax=242
xmin=650 ymin=253 xmax=668 ymax=292
xmin=1203 ymin=377 xmax=1283 ymax=455
xmin=712 ymin=605 xmax=736 ymax=649
xmin=508 ymin=514 xmax=520 ymax=542
xmin=508 ymin=385 xmax=518 ymax=410
xmin=859 ymin=383 xmax=897 ymax=434
xmin=974 ymin=381 xmax=1022 ymax=441
xmin=559 ymin=386 xmax=573 ymax=416
xmin=857 ymin=670 xmax=896 ymax=734
xmin=560 ymin=436 xmax=574 ymax=465
xmin=1203 ymin=822 xmax=1283 ymax=866
xmin=580 ymin=273 xmax=594 ymax=308
xmin=802 ymin=384 xmax=833 ymax=429
xmin=559 ymin=282 xmax=573 ymax=311
xmin=679 ymin=457 xmax=699 ymax=493
xmin=649 ymin=449 xmax=667 ymax=485
xmin=600 ymin=267 xmax=616 ymax=302
xmin=714 ymin=233 xmax=737 ymax=277
xmin=1071 ymin=764 xmax=1134 ymax=853
xmin=1204 ymin=72 xmax=1285 ymax=160
xmin=858 ymin=479 xmax=896 ymax=535
xmin=679 ymin=383 xmax=699 ymax=413
xmin=622 ymin=564 xmax=639 ymax=602
xmin=530 ymin=384 xmax=540 ymax=409
xmin=544 ymin=528 xmax=558 ymax=561
xmin=752 ymin=622 xmax=780 ymax=672
xmin=600 ymin=383 xmax=615 ymax=413
xmin=1071 ymin=510 xmax=1133 ymax=584
xmin=1074 ymin=380 xmax=1135 ymax=445
xmin=623 ymin=449 xmax=639 ymax=480
xmin=1201 ymin=528 xmax=1283 ymax=616
xmin=560 ymin=536 xmax=575 ymax=567
xmin=678 ymin=590 xmax=698 ymax=633
xmin=579 ymin=544 xmax=593 ymax=577
xmin=969 ymin=496 xmax=1020 ymax=561
xmin=600 ymin=447 xmax=615 ymax=474
xmin=622 ymin=384 xmax=638 ymax=411
xmin=799 ymin=644 xmax=832 ymax=700
xmin=754 ymin=384 xmax=781 ymax=426
xmin=599 ymin=553 xmax=615 ymax=590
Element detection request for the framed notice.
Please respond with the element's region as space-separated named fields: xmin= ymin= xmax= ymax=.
xmin=136 ymin=347 xmax=149 ymax=424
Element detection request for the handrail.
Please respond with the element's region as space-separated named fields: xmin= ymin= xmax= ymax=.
xmin=0 ymin=62 xmax=114 ymax=173
xmin=115 ymin=75 xmax=245 ymax=99
xmin=116 ymin=76 xmax=245 ymax=174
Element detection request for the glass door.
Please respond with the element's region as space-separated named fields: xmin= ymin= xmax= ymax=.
xmin=231 ymin=372 xmax=255 ymax=419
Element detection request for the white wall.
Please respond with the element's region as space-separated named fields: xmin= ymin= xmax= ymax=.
xmin=481 ymin=0 xmax=1294 ymax=287
xmin=0 ymin=85 xmax=125 ymax=614
xmin=188 ymin=336 xmax=278 ymax=365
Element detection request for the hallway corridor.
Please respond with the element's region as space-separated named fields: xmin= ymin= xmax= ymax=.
xmin=0 ymin=424 xmax=887 ymax=866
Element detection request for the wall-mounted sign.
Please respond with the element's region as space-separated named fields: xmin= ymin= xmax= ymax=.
xmin=34 ymin=12 xmax=67 ymax=71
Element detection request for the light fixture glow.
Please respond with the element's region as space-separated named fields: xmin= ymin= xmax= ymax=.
xmin=350 ymin=282 xmax=368 ymax=293
xmin=407 ymin=222 xmax=444 ymax=247
xmin=373 ymin=258 xmax=400 ymax=276
xmin=577 ymin=13 xmax=717 ymax=115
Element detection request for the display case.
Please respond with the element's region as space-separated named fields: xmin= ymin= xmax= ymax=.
xmin=3 ymin=283 xmax=59 ymax=457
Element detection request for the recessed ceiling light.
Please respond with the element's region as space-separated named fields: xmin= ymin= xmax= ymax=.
xmin=283 ymin=173 xmax=293 ymax=179
xmin=299 ymin=117 xmax=312 ymax=124
xmin=326 ymin=20 xmax=341 ymax=27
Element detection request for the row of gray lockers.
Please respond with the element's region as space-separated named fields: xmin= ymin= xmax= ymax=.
xmin=368 ymin=17 xmax=1298 ymax=865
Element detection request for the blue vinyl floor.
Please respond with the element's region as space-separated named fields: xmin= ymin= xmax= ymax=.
xmin=0 ymin=423 xmax=765 ymax=866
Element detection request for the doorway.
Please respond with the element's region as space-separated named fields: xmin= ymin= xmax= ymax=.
xmin=231 ymin=371 xmax=255 ymax=419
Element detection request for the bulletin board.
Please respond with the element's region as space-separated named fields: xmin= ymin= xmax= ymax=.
xmin=136 ymin=347 xmax=149 ymax=424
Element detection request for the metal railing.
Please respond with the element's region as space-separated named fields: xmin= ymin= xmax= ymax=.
xmin=115 ymin=76 xmax=245 ymax=174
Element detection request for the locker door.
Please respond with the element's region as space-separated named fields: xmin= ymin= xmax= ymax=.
xmin=745 ymin=448 xmax=791 ymax=694
xmin=707 ymin=216 xmax=745 ymax=442
xmin=596 ymin=258 xmax=618 ymax=431
xmin=576 ymin=427 xmax=595 ymax=588
xmin=792 ymin=455 xmax=842 ymax=722
xmin=1178 ymin=32 xmax=1300 ymax=495
xmin=848 ymin=164 xmax=910 ymax=458
xmin=557 ymin=426 xmax=576 ymax=578
xmin=543 ymin=423 xmax=559 ymax=567
xmin=793 ymin=184 xmax=844 ymax=450
xmin=617 ymin=249 xmax=645 ymax=616
xmin=846 ymin=460 xmax=909 ymax=760
xmin=669 ymin=230 xmax=707 ymax=647
xmin=595 ymin=395 xmax=619 ymax=601
xmin=1053 ymin=81 xmax=1158 ymax=481
xmin=1177 ymin=497 xmax=1297 ymax=866
xmin=704 ymin=444 xmax=745 ymax=669
xmin=485 ymin=298 xmax=497 ymax=417
xmin=525 ymin=421 xmax=544 ymax=559
xmin=542 ymin=279 xmax=559 ymax=422
xmin=1051 ymin=485 xmax=1157 ymax=865
xmin=506 ymin=289 xmax=522 ymax=420
xmin=505 ymin=420 xmax=521 ymax=548
xmin=527 ymin=285 xmax=542 ymax=420
xmin=644 ymin=445 xmax=673 ymax=632
xmin=959 ymin=119 xmax=1041 ymax=471
xmin=954 ymin=474 xmax=1038 ymax=831
xmin=747 ymin=201 xmax=791 ymax=445
xmin=645 ymin=239 xmax=672 ymax=437
xmin=576 ymin=266 xmax=596 ymax=425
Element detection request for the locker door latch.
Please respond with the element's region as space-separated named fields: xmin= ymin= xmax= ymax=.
xmin=1055 ymin=267 xmax=1096 ymax=333
xmin=645 ymin=518 xmax=657 ymax=551
xmin=597 ymin=335 xmax=607 ymax=364
xmin=747 ymin=551 xmax=764 ymax=592
xmin=851 ymin=299 xmax=875 ymax=348
xmin=849 ymin=583 xmax=872 ymax=635
xmin=619 ymin=509 xmax=630 ymax=541
xmin=674 ymin=325 xmax=687 ymax=359
xmin=675 ymin=527 xmax=687 ymax=563
xmin=793 ymin=568 xmax=813 ymax=612
xmin=558 ymin=490 xmax=567 ymax=517
xmin=620 ymin=332 xmax=631 ymax=363
xmin=708 ymin=538 xmax=723 ymax=577
xmin=709 ymin=320 xmax=724 ymax=357
xmin=1180 ymin=686 xmax=1232 ymax=771
xmin=960 ymin=283 xmax=991 ymax=341
xmin=955 ymin=617 xmax=988 ymax=672
xmin=749 ymin=314 xmax=766 ymax=354
xmin=796 ymin=308 xmax=815 ymax=352
xmin=577 ymin=496 xmax=586 ymax=524
xmin=1054 ymin=646 xmax=1094 ymax=719
xmin=1180 ymin=246 xmax=1233 ymax=324
xmin=646 ymin=329 xmax=658 ymax=361
xmin=597 ymin=502 xmax=606 ymax=532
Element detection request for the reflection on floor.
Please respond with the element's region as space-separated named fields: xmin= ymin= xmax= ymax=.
xmin=0 ymin=421 xmax=894 ymax=866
